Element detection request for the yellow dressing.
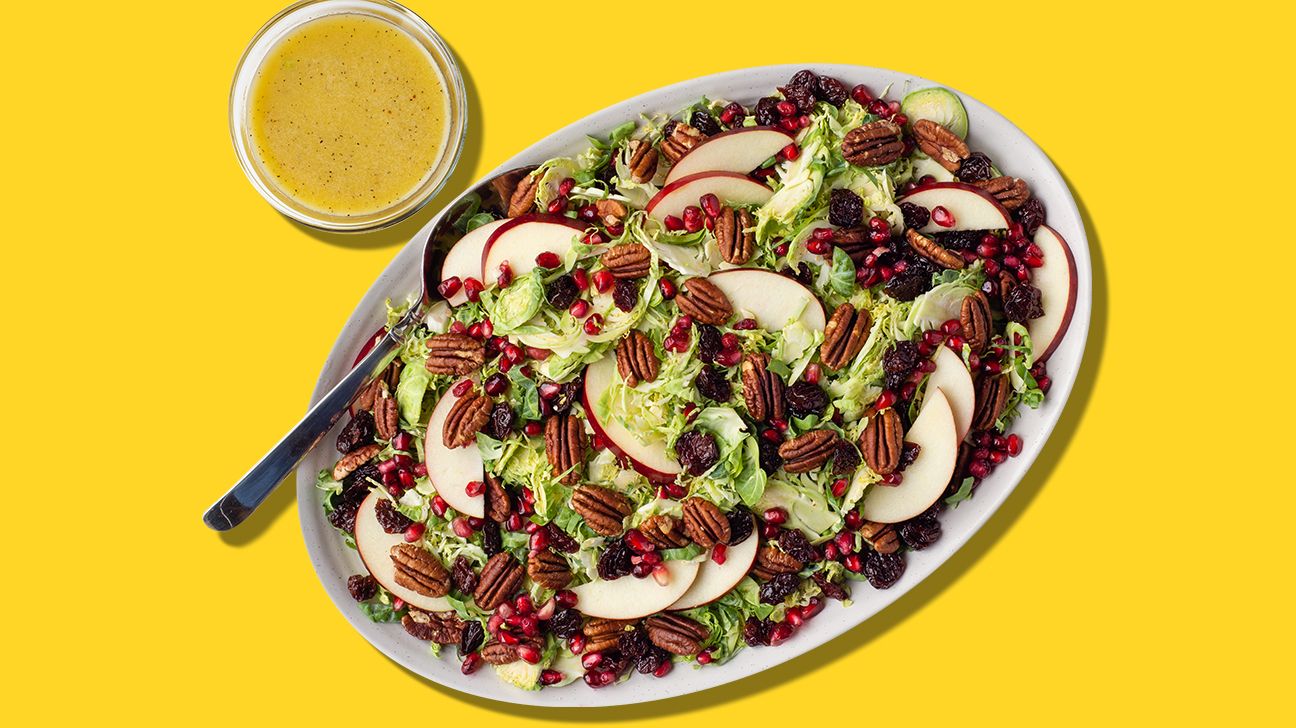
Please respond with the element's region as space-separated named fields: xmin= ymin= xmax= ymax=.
xmin=247 ymin=14 xmax=448 ymax=217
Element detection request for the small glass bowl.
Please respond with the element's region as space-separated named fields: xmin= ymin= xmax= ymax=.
xmin=229 ymin=0 xmax=467 ymax=233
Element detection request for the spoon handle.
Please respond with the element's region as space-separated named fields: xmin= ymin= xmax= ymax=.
xmin=202 ymin=328 xmax=406 ymax=531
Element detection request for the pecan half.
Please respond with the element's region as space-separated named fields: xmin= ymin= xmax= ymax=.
xmin=740 ymin=353 xmax=785 ymax=423
xmin=638 ymin=514 xmax=690 ymax=549
xmin=505 ymin=171 xmax=541 ymax=218
xmin=660 ymin=122 xmax=704 ymax=164
xmin=484 ymin=472 xmax=510 ymax=523
xmin=443 ymin=389 xmax=490 ymax=449
xmin=842 ymin=120 xmax=904 ymax=167
xmin=332 ymin=443 xmax=381 ymax=480
xmin=830 ymin=227 xmax=870 ymax=265
xmin=390 ymin=543 xmax=450 ymax=598
xmin=490 ymin=167 xmax=534 ymax=212
xmin=714 ymin=206 xmax=755 ymax=265
xmin=645 ymin=613 xmax=709 ymax=656
xmin=571 ymin=484 xmax=633 ymax=536
xmin=972 ymin=374 xmax=1010 ymax=432
xmin=373 ymin=387 xmax=399 ymax=441
xmin=820 ymin=303 xmax=872 ymax=371
xmin=480 ymin=637 xmax=539 ymax=665
xmin=527 ymin=548 xmax=572 ymax=590
xmin=473 ymin=553 xmax=525 ymax=611
xmin=778 ymin=429 xmax=839 ymax=473
xmin=616 ymin=330 xmax=660 ymax=388
xmin=973 ymin=176 xmax=1030 ymax=211
xmin=401 ymin=609 xmax=464 ymax=644
xmin=860 ymin=408 xmax=904 ymax=475
xmin=753 ymin=545 xmax=804 ymax=580
xmin=675 ymin=277 xmax=733 ymax=325
xmin=859 ymin=521 xmax=900 ymax=554
xmin=425 ymin=333 xmax=485 ymax=375
xmin=905 ymin=229 xmax=965 ymax=270
xmin=544 ymin=413 xmax=586 ymax=485
xmin=626 ymin=139 xmax=659 ymax=184
xmin=351 ymin=377 xmax=383 ymax=416
xmin=594 ymin=198 xmax=628 ymax=227
xmin=682 ymin=497 xmax=730 ymax=548
xmin=601 ymin=243 xmax=652 ymax=279
xmin=583 ymin=617 xmax=635 ymax=654
xmin=960 ymin=292 xmax=992 ymax=353
xmin=913 ymin=119 xmax=969 ymax=173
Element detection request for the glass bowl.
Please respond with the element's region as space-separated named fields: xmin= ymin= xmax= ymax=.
xmin=229 ymin=0 xmax=467 ymax=233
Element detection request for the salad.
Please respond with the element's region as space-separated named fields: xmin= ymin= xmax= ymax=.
xmin=318 ymin=68 xmax=1076 ymax=691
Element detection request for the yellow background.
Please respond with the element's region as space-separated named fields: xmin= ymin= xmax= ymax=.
xmin=3 ymin=1 xmax=1290 ymax=724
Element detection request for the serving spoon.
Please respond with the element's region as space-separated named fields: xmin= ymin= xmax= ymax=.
xmin=202 ymin=168 xmax=527 ymax=531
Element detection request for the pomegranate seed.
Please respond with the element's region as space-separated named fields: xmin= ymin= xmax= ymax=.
xmin=873 ymin=390 xmax=897 ymax=410
xmin=844 ymin=509 xmax=862 ymax=529
xmin=682 ymin=402 xmax=698 ymax=422
xmin=804 ymin=363 xmax=821 ymax=384
xmin=779 ymin=117 xmax=798 ymax=132
xmin=592 ymin=269 xmax=615 ymax=293
xmin=969 ymin=460 xmax=992 ymax=479
xmin=1037 ymin=375 xmax=1052 ymax=392
xmin=483 ymin=373 xmax=508 ymax=396
xmin=712 ymin=543 xmax=727 ymax=565
xmin=390 ymin=453 xmax=413 ymax=469
xmin=641 ymin=551 xmax=662 ymax=566
xmin=673 ymin=314 xmax=694 ymax=331
xmin=463 ymin=277 xmax=485 ymax=303
xmin=449 ymin=320 xmax=467 ymax=334
xmin=503 ymin=344 xmax=524 ymax=365
xmin=887 ymin=100 xmax=901 ymax=114
xmin=879 ymin=265 xmax=895 ymax=281
xmin=653 ymin=660 xmax=673 ymax=678
xmin=867 ymin=99 xmax=888 ymax=116
xmin=893 ymin=259 xmax=909 ymax=274
xmin=831 ymin=478 xmax=849 ymax=497
xmin=945 ymin=335 xmax=965 ymax=351
xmin=571 ymin=268 xmax=589 ymax=290
xmin=786 ymin=607 xmax=804 ymax=627
xmin=658 ymin=278 xmax=677 ymax=300
xmin=437 ymin=276 xmax=462 ymax=299
xmin=768 ymin=622 xmax=795 ymax=645
xmin=941 ymin=319 xmax=963 ymax=335
xmin=931 ymin=206 xmax=955 ymax=227
xmin=523 ymin=421 xmax=542 ymax=437
xmin=834 ymin=531 xmax=854 ymax=554
xmin=505 ymin=513 xmax=523 ymax=531
xmin=881 ymin=472 xmax=904 ymax=485
xmin=683 ymin=205 xmax=704 ymax=232
xmin=1006 ymin=434 xmax=1023 ymax=456
xmin=700 ymin=193 xmax=721 ymax=218
xmin=431 ymin=496 xmax=448 ymax=517
xmin=733 ymin=317 xmax=758 ymax=330
xmin=557 ymin=177 xmax=576 ymax=196
xmin=781 ymin=143 xmax=800 ymax=161
xmin=806 ymin=237 xmax=830 ymax=255
xmin=763 ymin=507 xmax=788 ymax=525
xmin=918 ymin=359 xmax=937 ymax=374
xmin=844 ymin=553 xmax=863 ymax=572
xmin=583 ymin=313 xmax=603 ymax=335
xmin=798 ymin=114 xmax=811 ymax=128
xmin=392 ymin=431 xmax=414 ymax=451
xmin=466 ymin=322 xmax=484 ymax=340
xmin=377 ymin=458 xmax=399 ymax=474
xmin=535 ymin=251 xmax=561 ymax=269
xmin=823 ymin=542 xmax=838 ymax=560
xmin=584 ymin=670 xmax=614 ymax=688
xmin=413 ymin=462 xmax=428 ymax=477
xmin=761 ymin=428 xmax=781 ymax=443
xmin=547 ymin=590 xmax=577 ymax=611
xmin=923 ymin=329 xmax=945 ymax=347
xmin=989 ymin=450 xmax=1008 ymax=464
xmin=664 ymin=215 xmax=685 ymax=231
xmin=547 ymin=196 xmax=568 ymax=214
xmin=402 ymin=522 xmax=425 ymax=542
xmin=538 ymin=669 xmax=564 ymax=686
xmin=851 ymin=84 xmax=874 ymax=104
xmin=868 ymin=229 xmax=890 ymax=244
xmin=666 ymin=482 xmax=687 ymax=498
xmin=761 ymin=523 xmax=781 ymax=540
xmin=721 ymin=332 xmax=740 ymax=351
xmin=652 ymin=564 xmax=670 ymax=585
xmin=625 ymin=529 xmax=655 ymax=553
xmin=982 ymin=359 xmax=1003 ymax=375
xmin=716 ymin=349 xmax=742 ymax=367
xmin=461 ymin=653 xmax=482 ymax=674
xmin=568 ymin=299 xmax=590 ymax=318
xmin=497 ymin=262 xmax=513 ymax=288
xmin=1023 ymin=254 xmax=1045 ymax=268
xmin=510 ymin=594 xmax=532 ymax=615
xmin=451 ymin=518 xmax=473 ymax=539
xmin=516 ymin=644 xmax=541 ymax=664
xmin=775 ymin=242 xmax=789 ymax=256
xmin=892 ymin=112 xmax=909 ymax=126
xmin=579 ymin=204 xmax=598 ymax=222
xmin=467 ymin=516 xmax=484 ymax=529
xmin=776 ymin=100 xmax=797 ymax=117
xmin=529 ymin=528 xmax=550 ymax=551
xmin=696 ymin=650 xmax=713 ymax=664
xmin=582 ymin=231 xmax=606 ymax=245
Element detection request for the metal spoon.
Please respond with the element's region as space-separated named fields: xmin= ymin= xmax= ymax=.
xmin=202 ymin=168 xmax=527 ymax=531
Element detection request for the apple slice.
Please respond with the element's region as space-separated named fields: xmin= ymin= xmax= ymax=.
xmin=354 ymin=491 xmax=451 ymax=612
xmin=480 ymin=214 xmax=584 ymax=282
xmin=706 ymin=268 xmax=826 ymax=331
xmin=439 ymin=219 xmax=507 ymax=306
xmin=645 ymin=172 xmax=773 ymax=221
xmin=572 ymin=559 xmax=701 ymax=619
xmin=861 ymin=389 xmax=959 ymax=524
xmin=422 ymin=387 xmax=485 ymax=518
xmin=668 ymin=519 xmax=759 ymax=610
xmin=898 ymin=182 xmax=1011 ymax=234
xmin=663 ymin=127 xmax=794 ymax=185
xmin=582 ymin=354 xmax=681 ymax=483
xmin=1028 ymin=225 xmax=1079 ymax=362
xmin=927 ymin=346 xmax=975 ymax=442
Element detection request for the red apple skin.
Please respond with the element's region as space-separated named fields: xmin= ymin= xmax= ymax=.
xmin=897 ymin=181 xmax=1012 ymax=227
xmin=479 ymin=213 xmax=586 ymax=276
xmin=706 ymin=267 xmax=827 ymax=326
xmin=644 ymin=171 xmax=770 ymax=216
xmin=580 ymin=372 xmax=678 ymax=485
xmin=1033 ymin=224 xmax=1079 ymax=362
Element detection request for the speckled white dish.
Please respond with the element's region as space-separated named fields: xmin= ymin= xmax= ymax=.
xmin=297 ymin=64 xmax=1091 ymax=707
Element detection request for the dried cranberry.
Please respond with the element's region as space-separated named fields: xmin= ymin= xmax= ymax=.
xmin=727 ymin=506 xmax=754 ymax=546
xmin=697 ymin=324 xmax=722 ymax=363
xmin=758 ymin=436 xmax=783 ymax=474
xmin=327 ymin=498 xmax=361 ymax=533
xmin=690 ymin=109 xmax=722 ymax=137
xmin=784 ymin=380 xmax=828 ymax=418
xmin=1004 ymin=283 xmax=1045 ymax=322
xmin=828 ymin=188 xmax=864 ymax=228
xmin=550 ymin=379 xmax=582 ymax=415
xmin=787 ymin=69 xmax=819 ymax=94
xmin=545 ymin=275 xmax=579 ymax=310
xmin=618 ymin=627 xmax=651 ymax=659
xmin=812 ymin=573 xmax=849 ymax=601
xmin=778 ymin=528 xmax=818 ymax=564
xmin=612 ymin=279 xmax=639 ymax=313
xmin=956 ymin=152 xmax=994 ymax=183
xmin=816 ymin=75 xmax=849 ymax=107
xmin=935 ymin=230 xmax=982 ymax=250
xmin=863 ymin=551 xmax=906 ymax=589
xmin=1015 ymin=196 xmax=1046 ymax=236
xmin=899 ymin=516 xmax=942 ymax=550
xmin=884 ymin=269 xmax=931 ymax=301
xmin=780 ymin=262 xmax=813 ymax=285
xmin=754 ymin=96 xmax=782 ymax=126
xmin=375 ymin=499 xmax=414 ymax=534
xmin=759 ymin=573 xmax=801 ymax=604
xmin=899 ymin=442 xmax=922 ymax=470
xmin=899 ymin=202 xmax=930 ymax=230
xmin=676 ymin=431 xmax=720 ymax=476
xmin=548 ymin=608 xmax=582 ymax=639
xmin=831 ymin=439 xmax=861 ymax=476
xmin=883 ymin=341 xmax=920 ymax=375
xmin=452 ymin=556 xmax=478 ymax=595
xmin=343 ymin=462 xmax=381 ymax=496
xmin=489 ymin=403 xmax=516 ymax=440
xmin=743 ymin=617 xmax=771 ymax=646
xmin=347 ymin=574 xmax=378 ymax=601
xmin=458 ymin=620 xmax=485 ymax=655
xmin=783 ymin=83 xmax=816 ymax=113
xmin=481 ymin=521 xmax=502 ymax=555
xmin=546 ymin=524 xmax=580 ymax=553
xmin=635 ymin=646 xmax=670 ymax=675
xmin=598 ymin=538 xmax=634 ymax=580
xmin=336 ymin=410 xmax=375 ymax=453
xmin=695 ymin=366 xmax=732 ymax=403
